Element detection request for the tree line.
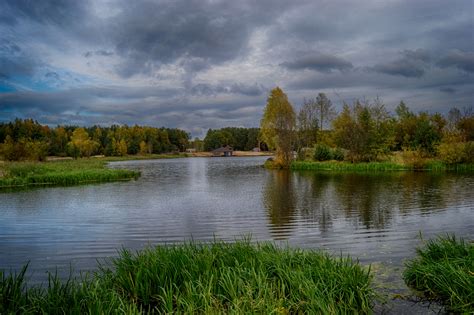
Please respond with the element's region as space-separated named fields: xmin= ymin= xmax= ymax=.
xmin=0 ymin=119 xmax=190 ymax=161
xmin=261 ymin=87 xmax=474 ymax=167
xmin=202 ymin=127 xmax=266 ymax=151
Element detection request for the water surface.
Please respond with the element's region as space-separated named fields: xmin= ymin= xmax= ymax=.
xmin=1 ymin=157 xmax=473 ymax=311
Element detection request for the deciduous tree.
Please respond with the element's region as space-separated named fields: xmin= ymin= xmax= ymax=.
xmin=260 ymin=87 xmax=296 ymax=167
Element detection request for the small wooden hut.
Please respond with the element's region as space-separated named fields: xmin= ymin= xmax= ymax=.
xmin=212 ymin=145 xmax=234 ymax=157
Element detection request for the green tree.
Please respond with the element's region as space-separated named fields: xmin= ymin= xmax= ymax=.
xmin=260 ymin=87 xmax=296 ymax=167
xmin=333 ymin=100 xmax=395 ymax=162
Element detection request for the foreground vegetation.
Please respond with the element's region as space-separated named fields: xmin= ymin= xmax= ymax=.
xmin=0 ymin=240 xmax=374 ymax=314
xmin=403 ymin=235 xmax=474 ymax=313
xmin=0 ymin=159 xmax=140 ymax=189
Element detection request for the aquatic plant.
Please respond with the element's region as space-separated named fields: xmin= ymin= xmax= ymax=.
xmin=403 ymin=235 xmax=474 ymax=313
xmin=0 ymin=239 xmax=375 ymax=314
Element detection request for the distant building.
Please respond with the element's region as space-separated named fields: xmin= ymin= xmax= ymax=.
xmin=252 ymin=147 xmax=261 ymax=152
xmin=212 ymin=145 xmax=233 ymax=157
xmin=186 ymin=148 xmax=196 ymax=153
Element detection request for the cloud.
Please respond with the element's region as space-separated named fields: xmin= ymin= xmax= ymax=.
xmin=439 ymin=87 xmax=456 ymax=94
xmin=84 ymin=50 xmax=114 ymax=58
xmin=282 ymin=54 xmax=353 ymax=73
xmin=437 ymin=50 xmax=474 ymax=73
xmin=371 ymin=49 xmax=431 ymax=78
xmin=0 ymin=0 xmax=473 ymax=136
xmin=190 ymin=83 xmax=266 ymax=97
xmin=0 ymin=39 xmax=42 ymax=78
xmin=108 ymin=0 xmax=291 ymax=78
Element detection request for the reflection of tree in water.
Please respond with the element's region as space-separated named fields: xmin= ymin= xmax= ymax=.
xmin=396 ymin=173 xmax=447 ymax=214
xmin=264 ymin=169 xmax=459 ymax=237
xmin=296 ymin=172 xmax=335 ymax=233
xmin=263 ymin=170 xmax=296 ymax=240
xmin=334 ymin=173 xmax=401 ymax=229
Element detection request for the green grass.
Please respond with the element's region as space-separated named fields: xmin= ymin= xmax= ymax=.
xmin=403 ymin=235 xmax=474 ymax=313
xmin=0 ymin=159 xmax=140 ymax=189
xmin=0 ymin=239 xmax=375 ymax=314
xmin=291 ymin=161 xmax=410 ymax=171
xmin=291 ymin=161 xmax=474 ymax=172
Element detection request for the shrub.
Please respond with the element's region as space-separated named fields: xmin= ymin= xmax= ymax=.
xmin=313 ymin=144 xmax=332 ymax=161
xmin=401 ymin=149 xmax=428 ymax=170
xmin=464 ymin=141 xmax=474 ymax=163
xmin=437 ymin=142 xmax=466 ymax=165
xmin=332 ymin=147 xmax=345 ymax=161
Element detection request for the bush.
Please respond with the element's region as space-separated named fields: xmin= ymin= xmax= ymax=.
xmin=437 ymin=142 xmax=466 ymax=165
xmin=332 ymin=148 xmax=345 ymax=161
xmin=464 ymin=141 xmax=474 ymax=163
xmin=313 ymin=144 xmax=332 ymax=161
xmin=401 ymin=149 xmax=428 ymax=170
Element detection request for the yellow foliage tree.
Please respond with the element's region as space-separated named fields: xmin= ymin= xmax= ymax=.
xmin=260 ymin=87 xmax=296 ymax=168
xmin=67 ymin=128 xmax=99 ymax=158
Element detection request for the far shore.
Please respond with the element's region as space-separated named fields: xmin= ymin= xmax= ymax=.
xmin=190 ymin=150 xmax=273 ymax=157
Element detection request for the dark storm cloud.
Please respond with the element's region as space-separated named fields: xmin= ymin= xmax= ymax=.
xmin=282 ymin=54 xmax=353 ymax=73
xmin=437 ymin=50 xmax=474 ymax=73
xmin=0 ymin=0 xmax=473 ymax=135
xmin=109 ymin=0 xmax=290 ymax=77
xmin=371 ymin=49 xmax=431 ymax=78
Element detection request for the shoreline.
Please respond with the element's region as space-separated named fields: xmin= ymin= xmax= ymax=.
xmin=290 ymin=160 xmax=474 ymax=172
xmin=0 ymin=152 xmax=272 ymax=190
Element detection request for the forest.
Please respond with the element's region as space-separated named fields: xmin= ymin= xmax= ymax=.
xmin=0 ymin=121 xmax=190 ymax=160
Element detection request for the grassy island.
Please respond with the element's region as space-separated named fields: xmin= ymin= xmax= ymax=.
xmin=403 ymin=235 xmax=474 ymax=313
xmin=0 ymin=240 xmax=374 ymax=314
xmin=0 ymin=159 xmax=140 ymax=190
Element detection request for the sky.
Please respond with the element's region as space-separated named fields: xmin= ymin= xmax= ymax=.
xmin=0 ymin=0 xmax=473 ymax=137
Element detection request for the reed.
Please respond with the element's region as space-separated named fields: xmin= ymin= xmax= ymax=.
xmin=403 ymin=235 xmax=474 ymax=313
xmin=0 ymin=159 xmax=139 ymax=189
xmin=0 ymin=239 xmax=375 ymax=314
xmin=291 ymin=161 xmax=474 ymax=172
xmin=291 ymin=161 xmax=410 ymax=171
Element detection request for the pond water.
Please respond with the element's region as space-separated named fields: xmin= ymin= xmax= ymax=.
xmin=1 ymin=157 xmax=473 ymax=312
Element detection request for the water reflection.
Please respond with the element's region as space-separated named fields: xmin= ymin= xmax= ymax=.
xmin=263 ymin=170 xmax=474 ymax=234
xmin=0 ymin=157 xmax=473 ymax=284
xmin=263 ymin=170 xmax=297 ymax=239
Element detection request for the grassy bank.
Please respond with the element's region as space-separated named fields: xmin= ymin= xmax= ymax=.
xmin=290 ymin=161 xmax=474 ymax=172
xmin=0 ymin=240 xmax=374 ymax=314
xmin=0 ymin=159 xmax=140 ymax=189
xmin=403 ymin=235 xmax=474 ymax=313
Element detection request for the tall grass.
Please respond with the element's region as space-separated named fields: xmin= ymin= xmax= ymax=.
xmin=291 ymin=161 xmax=474 ymax=172
xmin=0 ymin=239 xmax=375 ymax=314
xmin=291 ymin=161 xmax=411 ymax=171
xmin=0 ymin=159 xmax=139 ymax=189
xmin=403 ymin=235 xmax=474 ymax=313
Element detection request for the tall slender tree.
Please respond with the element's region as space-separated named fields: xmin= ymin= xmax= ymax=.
xmin=260 ymin=87 xmax=296 ymax=167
